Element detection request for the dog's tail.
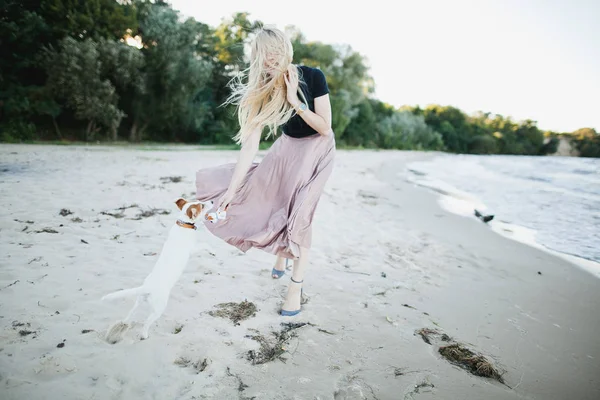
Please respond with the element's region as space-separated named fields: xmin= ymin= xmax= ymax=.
xmin=101 ymin=286 xmax=146 ymax=301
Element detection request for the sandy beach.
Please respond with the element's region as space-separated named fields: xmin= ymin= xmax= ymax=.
xmin=1 ymin=144 xmax=599 ymax=400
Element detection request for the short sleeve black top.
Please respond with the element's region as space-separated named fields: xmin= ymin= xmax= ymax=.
xmin=282 ymin=65 xmax=330 ymax=138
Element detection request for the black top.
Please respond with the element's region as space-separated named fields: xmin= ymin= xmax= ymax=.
xmin=282 ymin=65 xmax=330 ymax=138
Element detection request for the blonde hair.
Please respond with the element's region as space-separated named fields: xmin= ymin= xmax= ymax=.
xmin=223 ymin=26 xmax=308 ymax=145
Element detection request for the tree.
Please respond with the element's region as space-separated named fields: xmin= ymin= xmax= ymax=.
xmin=469 ymin=135 xmax=498 ymax=154
xmin=376 ymin=111 xmax=443 ymax=150
xmin=514 ymin=119 xmax=544 ymax=155
xmin=39 ymin=0 xmax=138 ymax=42
xmin=573 ymin=127 xmax=598 ymax=140
xmin=97 ymin=38 xmax=145 ymax=140
xmin=289 ymin=30 xmax=373 ymax=139
xmin=327 ymin=90 xmax=356 ymax=139
xmin=134 ymin=4 xmax=213 ymax=141
xmin=343 ymin=98 xmax=376 ymax=147
xmin=572 ymin=128 xmax=600 ymax=157
xmin=0 ymin=0 xmax=139 ymax=140
xmin=202 ymin=13 xmax=261 ymax=144
xmin=0 ymin=4 xmax=50 ymax=140
xmin=0 ymin=1 xmax=594 ymax=156
xmin=44 ymin=37 xmax=124 ymax=140
xmin=421 ymin=105 xmax=470 ymax=153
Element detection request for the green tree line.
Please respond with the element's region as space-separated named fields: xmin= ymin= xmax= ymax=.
xmin=1 ymin=0 xmax=598 ymax=157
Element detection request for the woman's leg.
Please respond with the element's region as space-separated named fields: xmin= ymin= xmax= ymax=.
xmin=272 ymin=255 xmax=286 ymax=278
xmin=282 ymin=246 xmax=308 ymax=311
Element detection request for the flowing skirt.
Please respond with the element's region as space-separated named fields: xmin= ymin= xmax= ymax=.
xmin=195 ymin=133 xmax=335 ymax=260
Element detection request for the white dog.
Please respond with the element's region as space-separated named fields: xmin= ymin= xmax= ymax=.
xmin=102 ymin=197 xmax=212 ymax=341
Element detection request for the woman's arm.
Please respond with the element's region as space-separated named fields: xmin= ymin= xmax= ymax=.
xmin=284 ymin=72 xmax=332 ymax=136
xmin=293 ymin=94 xmax=332 ymax=136
xmin=218 ymin=126 xmax=262 ymax=209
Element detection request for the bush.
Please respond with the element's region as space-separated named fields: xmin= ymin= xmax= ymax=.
xmin=576 ymin=136 xmax=600 ymax=158
xmin=469 ymin=135 xmax=498 ymax=154
xmin=0 ymin=120 xmax=37 ymax=142
xmin=539 ymin=136 xmax=559 ymax=155
xmin=376 ymin=111 xmax=444 ymax=150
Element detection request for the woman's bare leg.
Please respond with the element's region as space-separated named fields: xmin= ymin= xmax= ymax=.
xmin=282 ymin=246 xmax=308 ymax=311
xmin=272 ymin=255 xmax=286 ymax=278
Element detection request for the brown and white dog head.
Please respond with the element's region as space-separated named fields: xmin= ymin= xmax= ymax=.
xmin=174 ymin=198 xmax=213 ymax=222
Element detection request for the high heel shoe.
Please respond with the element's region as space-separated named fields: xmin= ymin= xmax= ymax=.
xmin=271 ymin=258 xmax=289 ymax=279
xmin=280 ymin=277 xmax=303 ymax=317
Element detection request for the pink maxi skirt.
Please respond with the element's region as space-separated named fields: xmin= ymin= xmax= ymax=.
xmin=195 ymin=132 xmax=335 ymax=260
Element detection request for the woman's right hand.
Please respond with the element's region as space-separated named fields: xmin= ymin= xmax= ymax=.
xmin=217 ymin=191 xmax=234 ymax=212
xmin=217 ymin=190 xmax=234 ymax=212
xmin=284 ymin=66 xmax=300 ymax=107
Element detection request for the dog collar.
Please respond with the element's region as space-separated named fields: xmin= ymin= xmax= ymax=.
xmin=176 ymin=220 xmax=197 ymax=230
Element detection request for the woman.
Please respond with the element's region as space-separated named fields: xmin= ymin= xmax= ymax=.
xmin=195 ymin=26 xmax=335 ymax=316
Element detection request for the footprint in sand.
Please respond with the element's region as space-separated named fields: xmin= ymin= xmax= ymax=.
xmin=104 ymin=322 xmax=130 ymax=344
xmin=334 ymin=375 xmax=378 ymax=400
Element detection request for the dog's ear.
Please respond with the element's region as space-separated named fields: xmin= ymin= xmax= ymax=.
xmin=186 ymin=204 xmax=200 ymax=219
xmin=174 ymin=198 xmax=187 ymax=210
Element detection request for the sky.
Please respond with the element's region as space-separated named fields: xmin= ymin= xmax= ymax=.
xmin=169 ymin=0 xmax=599 ymax=132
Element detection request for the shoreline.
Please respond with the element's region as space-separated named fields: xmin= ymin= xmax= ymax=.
xmin=405 ymin=157 xmax=600 ymax=279
xmin=417 ymin=182 xmax=600 ymax=279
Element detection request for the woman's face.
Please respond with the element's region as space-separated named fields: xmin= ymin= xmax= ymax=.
xmin=264 ymin=53 xmax=281 ymax=77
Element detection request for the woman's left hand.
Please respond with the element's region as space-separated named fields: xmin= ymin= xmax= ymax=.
xmin=283 ymin=70 xmax=300 ymax=107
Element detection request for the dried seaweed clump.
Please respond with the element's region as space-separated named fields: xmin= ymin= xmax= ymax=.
xmin=246 ymin=322 xmax=312 ymax=365
xmin=209 ymin=300 xmax=257 ymax=325
xmin=439 ymin=344 xmax=504 ymax=383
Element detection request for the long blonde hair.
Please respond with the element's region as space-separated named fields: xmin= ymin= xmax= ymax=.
xmin=224 ymin=26 xmax=308 ymax=145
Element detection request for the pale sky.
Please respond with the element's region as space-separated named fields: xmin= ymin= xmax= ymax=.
xmin=169 ymin=0 xmax=599 ymax=132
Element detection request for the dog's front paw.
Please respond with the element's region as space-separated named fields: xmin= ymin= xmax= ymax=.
xmin=206 ymin=212 xmax=218 ymax=223
xmin=139 ymin=332 xmax=149 ymax=340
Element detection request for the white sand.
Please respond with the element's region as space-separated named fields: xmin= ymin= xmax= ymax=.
xmin=1 ymin=144 xmax=599 ymax=399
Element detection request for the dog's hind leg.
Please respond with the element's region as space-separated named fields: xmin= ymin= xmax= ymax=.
xmin=139 ymin=310 xmax=161 ymax=340
xmin=104 ymin=297 xmax=142 ymax=344
xmin=139 ymin=295 xmax=168 ymax=340
xmin=123 ymin=298 xmax=141 ymax=324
